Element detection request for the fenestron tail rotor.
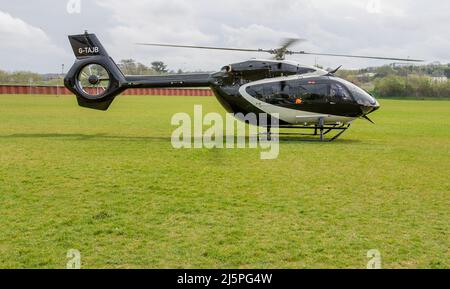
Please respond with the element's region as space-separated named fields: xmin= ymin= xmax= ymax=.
xmin=64 ymin=33 xmax=127 ymax=110
xmin=136 ymin=39 xmax=424 ymax=62
xmin=77 ymin=64 xmax=111 ymax=98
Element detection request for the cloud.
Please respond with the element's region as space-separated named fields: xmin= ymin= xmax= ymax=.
xmin=90 ymin=0 xmax=449 ymax=71
xmin=220 ymin=24 xmax=298 ymax=48
xmin=1 ymin=0 xmax=449 ymax=72
xmin=0 ymin=10 xmax=68 ymax=72
xmin=0 ymin=10 xmax=50 ymax=49
xmin=93 ymin=0 xmax=316 ymax=71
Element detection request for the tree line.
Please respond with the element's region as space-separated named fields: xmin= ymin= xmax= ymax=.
xmin=336 ymin=63 xmax=450 ymax=98
xmin=1 ymin=61 xmax=449 ymax=98
xmin=0 ymin=60 xmax=199 ymax=85
xmin=373 ymin=75 xmax=450 ymax=98
xmin=0 ymin=70 xmax=43 ymax=85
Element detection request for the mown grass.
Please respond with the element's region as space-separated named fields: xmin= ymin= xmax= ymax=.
xmin=0 ymin=94 xmax=448 ymax=268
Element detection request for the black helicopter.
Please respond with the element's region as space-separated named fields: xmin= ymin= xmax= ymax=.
xmin=64 ymin=32 xmax=423 ymax=141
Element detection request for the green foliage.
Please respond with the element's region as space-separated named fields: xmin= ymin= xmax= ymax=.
xmin=0 ymin=70 xmax=43 ymax=84
xmin=444 ymin=68 xmax=450 ymax=78
xmin=116 ymin=59 xmax=170 ymax=75
xmin=374 ymin=65 xmax=397 ymax=77
xmin=336 ymin=63 xmax=450 ymax=98
xmin=373 ymin=75 xmax=450 ymax=98
xmin=373 ymin=75 xmax=406 ymax=97
xmin=0 ymin=95 xmax=448 ymax=268
xmin=151 ymin=61 xmax=168 ymax=74
xmin=117 ymin=59 xmax=159 ymax=75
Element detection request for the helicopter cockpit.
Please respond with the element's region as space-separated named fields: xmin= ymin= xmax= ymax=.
xmin=331 ymin=77 xmax=378 ymax=107
xmin=244 ymin=75 xmax=379 ymax=116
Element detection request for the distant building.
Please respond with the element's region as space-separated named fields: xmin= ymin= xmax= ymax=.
xmin=429 ymin=76 xmax=448 ymax=83
xmin=390 ymin=62 xmax=416 ymax=68
xmin=42 ymin=73 xmax=64 ymax=81
xmin=358 ymin=72 xmax=377 ymax=78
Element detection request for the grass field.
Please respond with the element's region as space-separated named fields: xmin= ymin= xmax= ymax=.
xmin=0 ymin=94 xmax=448 ymax=269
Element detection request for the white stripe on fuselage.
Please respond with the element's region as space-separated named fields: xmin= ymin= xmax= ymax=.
xmin=238 ymin=74 xmax=356 ymax=125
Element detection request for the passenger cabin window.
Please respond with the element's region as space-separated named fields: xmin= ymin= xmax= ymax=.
xmin=292 ymin=83 xmax=329 ymax=103
xmin=246 ymin=79 xmax=354 ymax=105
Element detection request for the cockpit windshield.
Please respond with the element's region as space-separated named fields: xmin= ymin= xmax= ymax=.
xmin=330 ymin=83 xmax=352 ymax=101
xmin=333 ymin=77 xmax=377 ymax=106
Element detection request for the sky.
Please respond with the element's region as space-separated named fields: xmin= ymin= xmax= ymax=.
xmin=0 ymin=0 xmax=449 ymax=73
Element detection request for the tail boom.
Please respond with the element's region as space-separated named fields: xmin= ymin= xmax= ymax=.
xmin=124 ymin=74 xmax=212 ymax=88
xmin=64 ymin=32 xmax=212 ymax=110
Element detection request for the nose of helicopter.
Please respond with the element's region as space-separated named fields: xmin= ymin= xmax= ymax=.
xmin=360 ymin=100 xmax=380 ymax=115
xmin=337 ymin=78 xmax=380 ymax=116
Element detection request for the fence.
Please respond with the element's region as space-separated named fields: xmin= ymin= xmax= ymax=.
xmin=0 ymin=85 xmax=214 ymax=97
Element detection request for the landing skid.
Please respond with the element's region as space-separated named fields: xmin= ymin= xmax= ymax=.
xmin=261 ymin=122 xmax=351 ymax=142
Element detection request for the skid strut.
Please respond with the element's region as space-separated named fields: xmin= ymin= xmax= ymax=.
xmin=261 ymin=122 xmax=351 ymax=142
xmin=318 ymin=117 xmax=325 ymax=141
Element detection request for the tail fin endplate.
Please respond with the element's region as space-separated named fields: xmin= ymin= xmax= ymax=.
xmin=64 ymin=32 xmax=126 ymax=110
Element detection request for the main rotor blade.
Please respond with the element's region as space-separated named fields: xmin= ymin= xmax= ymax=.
xmin=136 ymin=43 xmax=270 ymax=53
xmin=136 ymin=42 xmax=423 ymax=62
xmin=289 ymin=51 xmax=424 ymax=62
xmin=279 ymin=38 xmax=306 ymax=51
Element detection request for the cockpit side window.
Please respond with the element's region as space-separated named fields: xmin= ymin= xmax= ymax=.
xmin=284 ymin=78 xmax=327 ymax=103
xmin=246 ymin=79 xmax=330 ymax=105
